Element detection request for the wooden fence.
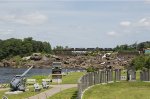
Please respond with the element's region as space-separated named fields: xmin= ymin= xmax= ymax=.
xmin=77 ymin=69 xmax=121 ymax=99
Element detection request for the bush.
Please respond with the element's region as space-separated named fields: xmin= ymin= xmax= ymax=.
xmin=86 ymin=67 xmax=95 ymax=72
xmin=131 ymin=55 xmax=150 ymax=70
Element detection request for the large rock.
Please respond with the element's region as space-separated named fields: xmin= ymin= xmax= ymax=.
xmin=0 ymin=62 xmax=4 ymax=67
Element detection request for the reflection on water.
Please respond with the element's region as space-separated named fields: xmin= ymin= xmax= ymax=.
xmin=0 ymin=68 xmax=84 ymax=83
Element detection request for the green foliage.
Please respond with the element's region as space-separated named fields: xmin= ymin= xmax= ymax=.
xmin=114 ymin=43 xmax=137 ymax=52
xmin=131 ymin=55 xmax=150 ymax=70
xmin=0 ymin=37 xmax=52 ymax=60
xmin=144 ymin=56 xmax=150 ymax=69
xmin=114 ymin=41 xmax=150 ymax=51
xmin=12 ymin=55 xmax=22 ymax=66
xmin=53 ymin=46 xmax=64 ymax=54
xmin=86 ymin=67 xmax=96 ymax=72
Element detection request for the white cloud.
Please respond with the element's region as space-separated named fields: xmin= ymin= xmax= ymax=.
xmin=138 ymin=17 xmax=150 ymax=27
xmin=120 ymin=21 xmax=131 ymax=27
xmin=0 ymin=12 xmax=48 ymax=25
xmin=107 ymin=31 xmax=117 ymax=36
xmin=111 ymin=17 xmax=150 ymax=37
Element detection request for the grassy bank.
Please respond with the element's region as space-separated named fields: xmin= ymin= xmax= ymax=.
xmin=83 ymin=81 xmax=150 ymax=99
xmin=62 ymin=72 xmax=85 ymax=84
xmin=49 ymin=87 xmax=77 ymax=99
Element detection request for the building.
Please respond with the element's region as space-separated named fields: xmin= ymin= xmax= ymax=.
xmin=144 ymin=48 xmax=150 ymax=54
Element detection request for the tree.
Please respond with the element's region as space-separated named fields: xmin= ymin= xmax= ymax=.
xmin=131 ymin=56 xmax=150 ymax=70
xmin=0 ymin=37 xmax=52 ymax=60
xmin=130 ymin=56 xmax=145 ymax=70
xmin=43 ymin=42 xmax=52 ymax=53
xmin=53 ymin=46 xmax=64 ymax=54
xmin=86 ymin=66 xmax=95 ymax=72
xmin=145 ymin=57 xmax=150 ymax=69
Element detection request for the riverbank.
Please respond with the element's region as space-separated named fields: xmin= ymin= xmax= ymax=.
xmin=0 ymin=52 xmax=133 ymax=69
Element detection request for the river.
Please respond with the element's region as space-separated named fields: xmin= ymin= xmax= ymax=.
xmin=0 ymin=67 xmax=84 ymax=83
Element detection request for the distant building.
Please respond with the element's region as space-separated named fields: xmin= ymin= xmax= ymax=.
xmin=144 ymin=48 xmax=150 ymax=54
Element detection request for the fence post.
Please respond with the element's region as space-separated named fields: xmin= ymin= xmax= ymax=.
xmin=92 ymin=72 xmax=94 ymax=85
xmin=115 ymin=69 xmax=117 ymax=82
xmin=111 ymin=69 xmax=113 ymax=81
xmin=106 ymin=70 xmax=108 ymax=83
xmin=115 ymin=69 xmax=121 ymax=82
xmin=101 ymin=71 xmax=104 ymax=83
xmin=99 ymin=70 xmax=102 ymax=83
xmin=119 ymin=69 xmax=121 ymax=81
xmin=140 ymin=71 xmax=143 ymax=81
xmin=148 ymin=69 xmax=150 ymax=81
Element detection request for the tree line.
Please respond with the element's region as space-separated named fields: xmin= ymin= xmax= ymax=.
xmin=53 ymin=41 xmax=150 ymax=53
xmin=0 ymin=37 xmax=52 ymax=60
xmin=114 ymin=41 xmax=150 ymax=52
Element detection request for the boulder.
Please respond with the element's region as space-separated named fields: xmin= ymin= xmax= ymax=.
xmin=0 ymin=62 xmax=4 ymax=67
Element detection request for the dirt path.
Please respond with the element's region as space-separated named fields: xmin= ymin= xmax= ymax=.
xmin=27 ymin=84 xmax=77 ymax=99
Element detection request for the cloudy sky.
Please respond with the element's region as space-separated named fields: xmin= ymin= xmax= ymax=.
xmin=0 ymin=0 xmax=150 ymax=48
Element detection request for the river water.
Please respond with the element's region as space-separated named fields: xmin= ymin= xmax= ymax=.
xmin=0 ymin=68 xmax=84 ymax=83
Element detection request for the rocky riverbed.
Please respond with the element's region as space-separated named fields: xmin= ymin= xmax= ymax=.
xmin=0 ymin=52 xmax=135 ymax=69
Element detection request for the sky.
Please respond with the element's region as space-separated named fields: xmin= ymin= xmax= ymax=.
xmin=0 ymin=0 xmax=150 ymax=48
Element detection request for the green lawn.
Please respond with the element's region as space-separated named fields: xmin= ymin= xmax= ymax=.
xmin=83 ymin=81 xmax=150 ymax=99
xmin=49 ymin=87 xmax=77 ymax=99
xmin=0 ymin=87 xmax=51 ymax=99
xmin=62 ymin=72 xmax=85 ymax=84
xmin=29 ymin=75 xmax=48 ymax=83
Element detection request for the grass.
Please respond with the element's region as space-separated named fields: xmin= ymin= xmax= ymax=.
xmin=83 ymin=81 xmax=150 ymax=99
xmin=62 ymin=72 xmax=85 ymax=84
xmin=0 ymin=87 xmax=51 ymax=99
xmin=48 ymin=72 xmax=85 ymax=84
xmin=29 ymin=75 xmax=48 ymax=83
xmin=136 ymin=70 xmax=141 ymax=81
xmin=49 ymin=87 xmax=77 ymax=99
